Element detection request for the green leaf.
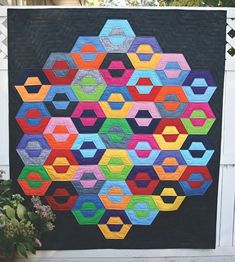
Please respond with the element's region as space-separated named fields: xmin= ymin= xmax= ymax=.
xmin=24 ymin=242 xmax=36 ymax=255
xmin=16 ymin=203 xmax=26 ymax=220
xmin=27 ymin=211 xmax=38 ymax=221
xmin=11 ymin=217 xmax=19 ymax=225
xmin=16 ymin=243 xmax=28 ymax=258
xmin=3 ymin=205 xmax=15 ymax=219
xmin=0 ymin=180 xmax=13 ymax=197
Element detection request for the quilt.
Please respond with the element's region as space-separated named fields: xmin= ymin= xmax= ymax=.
xmin=8 ymin=8 xmax=226 ymax=249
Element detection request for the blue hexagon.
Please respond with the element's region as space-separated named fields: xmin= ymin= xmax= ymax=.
xmin=71 ymin=134 xmax=106 ymax=164
xmin=17 ymin=134 xmax=51 ymax=165
xmin=99 ymin=19 xmax=135 ymax=53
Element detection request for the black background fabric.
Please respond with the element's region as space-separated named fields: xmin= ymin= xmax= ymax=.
xmin=8 ymin=8 xmax=226 ymax=249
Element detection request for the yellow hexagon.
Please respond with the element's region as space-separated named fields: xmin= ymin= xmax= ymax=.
xmin=99 ymin=150 xmax=133 ymax=180
xmin=154 ymin=125 xmax=188 ymax=150
xmin=128 ymin=44 xmax=162 ymax=69
xmin=99 ymin=102 xmax=133 ymax=118
xmin=153 ymin=188 xmax=185 ymax=211
xmin=98 ymin=216 xmax=132 ymax=239
xmin=44 ymin=157 xmax=78 ymax=181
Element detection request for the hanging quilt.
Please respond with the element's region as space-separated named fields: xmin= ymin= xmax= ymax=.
xmin=8 ymin=8 xmax=226 ymax=249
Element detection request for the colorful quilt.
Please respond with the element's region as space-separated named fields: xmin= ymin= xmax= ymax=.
xmin=8 ymin=9 xmax=226 ymax=249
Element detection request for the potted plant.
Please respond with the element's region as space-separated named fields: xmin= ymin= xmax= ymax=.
xmin=0 ymin=171 xmax=56 ymax=260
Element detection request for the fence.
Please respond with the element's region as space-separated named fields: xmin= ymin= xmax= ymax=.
xmin=0 ymin=6 xmax=235 ymax=260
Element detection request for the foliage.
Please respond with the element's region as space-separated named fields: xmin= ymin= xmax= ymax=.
xmin=85 ymin=0 xmax=235 ymax=7
xmin=86 ymin=0 xmax=122 ymax=6
xmin=0 ymin=175 xmax=56 ymax=258
xmin=166 ymin=0 xmax=235 ymax=6
xmin=125 ymin=0 xmax=159 ymax=6
xmin=203 ymin=0 xmax=235 ymax=7
xmin=166 ymin=0 xmax=203 ymax=6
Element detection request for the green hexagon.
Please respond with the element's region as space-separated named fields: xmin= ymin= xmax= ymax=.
xmin=181 ymin=109 xmax=215 ymax=134
xmin=72 ymin=70 xmax=106 ymax=101
xmin=99 ymin=118 xmax=133 ymax=148
xmin=72 ymin=195 xmax=105 ymax=225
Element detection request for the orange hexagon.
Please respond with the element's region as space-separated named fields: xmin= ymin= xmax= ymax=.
xmin=15 ymin=71 xmax=50 ymax=102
